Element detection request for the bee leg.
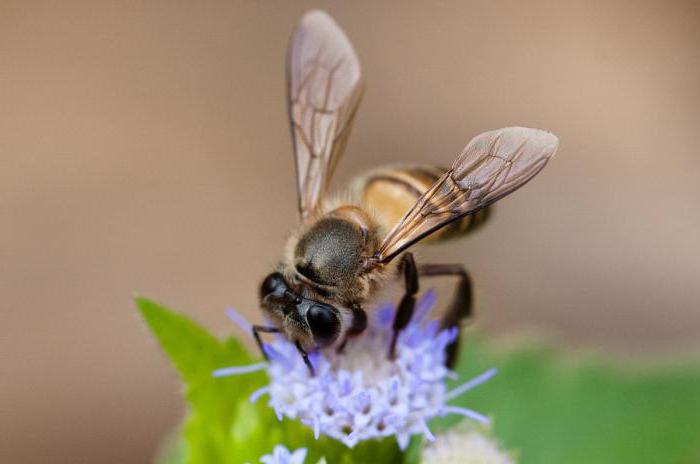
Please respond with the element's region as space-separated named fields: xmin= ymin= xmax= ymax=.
xmin=389 ymin=252 xmax=419 ymax=359
xmin=336 ymin=338 xmax=348 ymax=354
xmin=418 ymin=264 xmax=472 ymax=368
xmin=295 ymin=341 xmax=315 ymax=376
xmin=252 ymin=324 xmax=279 ymax=360
xmin=337 ymin=304 xmax=368 ymax=354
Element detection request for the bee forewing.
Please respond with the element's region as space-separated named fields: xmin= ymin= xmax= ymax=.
xmin=288 ymin=10 xmax=364 ymax=217
xmin=374 ymin=127 xmax=559 ymax=263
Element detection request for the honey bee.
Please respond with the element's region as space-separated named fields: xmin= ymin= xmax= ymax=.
xmin=255 ymin=10 xmax=559 ymax=373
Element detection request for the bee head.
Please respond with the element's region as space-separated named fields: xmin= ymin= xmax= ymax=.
xmin=259 ymin=272 xmax=341 ymax=348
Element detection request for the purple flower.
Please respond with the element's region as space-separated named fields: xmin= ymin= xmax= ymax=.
xmin=215 ymin=290 xmax=496 ymax=450
xmin=259 ymin=445 xmax=307 ymax=464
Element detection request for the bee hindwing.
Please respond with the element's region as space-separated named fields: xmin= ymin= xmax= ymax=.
xmin=372 ymin=127 xmax=559 ymax=264
xmin=352 ymin=165 xmax=491 ymax=242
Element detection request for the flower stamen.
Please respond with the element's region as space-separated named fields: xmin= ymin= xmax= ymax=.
xmin=250 ymin=385 xmax=271 ymax=403
xmin=212 ymin=362 xmax=267 ymax=377
xmin=441 ymin=405 xmax=490 ymax=424
xmin=445 ymin=367 xmax=498 ymax=401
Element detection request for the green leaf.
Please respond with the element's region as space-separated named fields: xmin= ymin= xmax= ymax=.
xmin=137 ymin=297 xmax=266 ymax=463
xmin=440 ymin=332 xmax=700 ymax=464
xmin=402 ymin=436 xmax=424 ymax=464
xmin=136 ymin=297 xmax=255 ymax=385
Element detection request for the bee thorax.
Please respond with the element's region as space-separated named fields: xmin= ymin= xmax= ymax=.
xmin=294 ymin=217 xmax=365 ymax=287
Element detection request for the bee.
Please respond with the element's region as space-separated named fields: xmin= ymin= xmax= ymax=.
xmin=254 ymin=10 xmax=559 ymax=373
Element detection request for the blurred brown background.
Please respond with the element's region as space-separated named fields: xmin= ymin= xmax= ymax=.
xmin=1 ymin=1 xmax=699 ymax=462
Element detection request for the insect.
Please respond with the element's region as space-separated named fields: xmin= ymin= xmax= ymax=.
xmin=255 ymin=10 xmax=559 ymax=373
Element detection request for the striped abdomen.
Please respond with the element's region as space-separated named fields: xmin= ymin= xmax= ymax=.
xmin=351 ymin=165 xmax=491 ymax=242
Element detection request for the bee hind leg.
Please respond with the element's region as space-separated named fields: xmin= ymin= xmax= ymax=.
xmin=388 ymin=252 xmax=418 ymax=359
xmin=418 ymin=264 xmax=472 ymax=368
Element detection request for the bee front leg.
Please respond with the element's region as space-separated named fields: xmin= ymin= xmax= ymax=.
xmin=388 ymin=252 xmax=418 ymax=359
xmin=252 ymin=324 xmax=279 ymax=360
xmin=295 ymin=341 xmax=315 ymax=376
xmin=418 ymin=263 xmax=472 ymax=368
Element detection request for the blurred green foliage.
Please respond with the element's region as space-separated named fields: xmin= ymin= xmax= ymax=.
xmin=440 ymin=333 xmax=700 ymax=464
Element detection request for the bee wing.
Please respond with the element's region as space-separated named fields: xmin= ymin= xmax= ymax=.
xmin=288 ymin=10 xmax=364 ymax=218
xmin=373 ymin=127 xmax=559 ymax=264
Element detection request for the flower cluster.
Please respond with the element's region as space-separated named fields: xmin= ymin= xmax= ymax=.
xmin=421 ymin=425 xmax=514 ymax=464
xmin=215 ymin=290 xmax=495 ymax=450
xmin=258 ymin=445 xmax=308 ymax=464
xmin=256 ymin=427 xmax=513 ymax=464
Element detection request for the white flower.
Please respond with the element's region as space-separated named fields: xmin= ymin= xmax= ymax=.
xmin=259 ymin=445 xmax=307 ymax=464
xmin=421 ymin=425 xmax=515 ymax=464
xmin=215 ymin=290 xmax=496 ymax=450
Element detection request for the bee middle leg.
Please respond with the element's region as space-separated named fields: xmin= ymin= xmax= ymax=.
xmin=336 ymin=304 xmax=368 ymax=354
xmin=388 ymin=252 xmax=418 ymax=359
xmin=418 ymin=263 xmax=472 ymax=368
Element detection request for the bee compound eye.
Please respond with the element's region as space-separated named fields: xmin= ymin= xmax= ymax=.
xmin=306 ymin=304 xmax=340 ymax=345
xmin=260 ymin=272 xmax=286 ymax=299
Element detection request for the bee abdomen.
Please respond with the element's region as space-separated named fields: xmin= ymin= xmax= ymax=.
xmin=351 ymin=165 xmax=491 ymax=242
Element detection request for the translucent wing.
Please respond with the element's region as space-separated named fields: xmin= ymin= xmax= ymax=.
xmin=373 ymin=127 xmax=559 ymax=264
xmin=288 ymin=10 xmax=363 ymax=217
